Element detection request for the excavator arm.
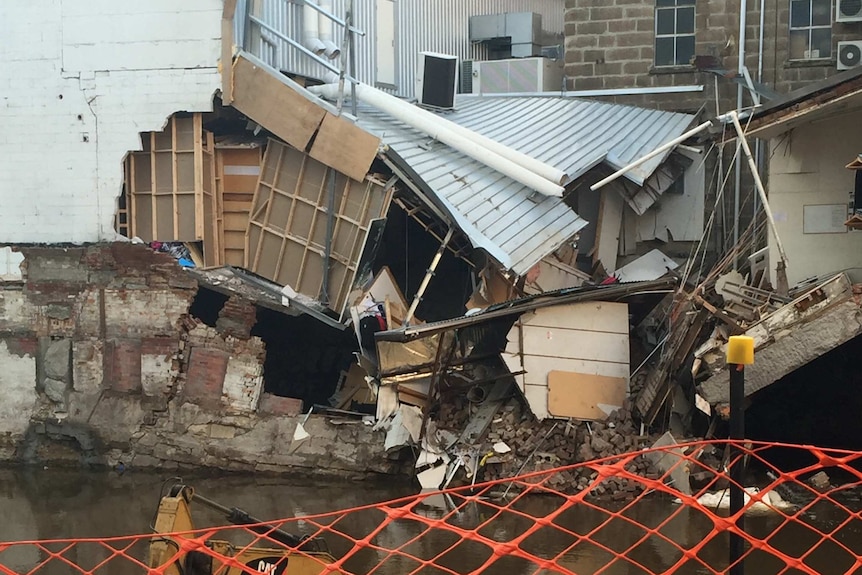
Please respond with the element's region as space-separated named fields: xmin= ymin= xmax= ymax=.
xmin=147 ymin=484 xmax=339 ymax=575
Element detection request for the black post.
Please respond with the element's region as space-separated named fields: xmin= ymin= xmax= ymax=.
xmin=729 ymin=363 xmax=745 ymax=575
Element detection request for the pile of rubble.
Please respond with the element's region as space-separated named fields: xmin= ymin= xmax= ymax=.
xmin=437 ymin=394 xmax=664 ymax=500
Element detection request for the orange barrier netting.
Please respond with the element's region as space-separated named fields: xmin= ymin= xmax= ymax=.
xmin=4 ymin=440 xmax=862 ymax=575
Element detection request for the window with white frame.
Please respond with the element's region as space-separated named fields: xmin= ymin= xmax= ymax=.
xmin=789 ymin=0 xmax=832 ymax=60
xmin=654 ymin=0 xmax=695 ymax=67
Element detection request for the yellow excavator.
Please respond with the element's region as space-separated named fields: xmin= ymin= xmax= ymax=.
xmin=148 ymin=484 xmax=342 ymax=575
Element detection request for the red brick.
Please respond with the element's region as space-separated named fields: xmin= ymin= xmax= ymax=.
xmin=216 ymin=296 xmax=257 ymax=340
xmin=3 ymin=336 xmax=38 ymax=358
xmin=258 ymin=393 xmax=304 ymax=417
xmin=105 ymin=338 xmax=142 ymax=393
xmin=184 ymin=347 xmax=229 ymax=409
xmin=141 ymin=337 xmax=178 ymax=356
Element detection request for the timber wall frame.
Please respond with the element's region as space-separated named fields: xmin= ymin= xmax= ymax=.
xmin=124 ymin=113 xmax=220 ymax=266
xmin=245 ymin=138 xmax=392 ymax=316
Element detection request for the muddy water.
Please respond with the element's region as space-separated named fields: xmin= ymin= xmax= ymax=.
xmin=2 ymin=467 xmax=862 ymax=575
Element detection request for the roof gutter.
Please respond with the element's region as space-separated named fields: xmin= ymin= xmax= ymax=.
xmin=376 ymin=277 xmax=678 ymax=343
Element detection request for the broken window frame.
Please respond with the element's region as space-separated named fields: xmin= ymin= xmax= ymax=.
xmin=654 ymin=0 xmax=696 ymax=68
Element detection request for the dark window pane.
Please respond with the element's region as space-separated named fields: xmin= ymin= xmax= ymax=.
xmin=656 ymin=0 xmax=675 ymax=7
xmin=789 ymin=29 xmax=810 ymax=59
xmin=811 ymin=27 xmax=832 ymax=58
xmin=677 ymin=6 xmax=695 ymax=33
xmin=676 ymin=35 xmax=695 ymax=65
xmin=656 ymin=8 xmax=675 ymax=34
xmin=812 ymin=0 xmax=831 ymax=25
xmin=677 ymin=0 xmax=696 ymax=5
xmin=655 ymin=36 xmax=675 ymax=66
xmin=790 ymin=0 xmax=811 ymax=27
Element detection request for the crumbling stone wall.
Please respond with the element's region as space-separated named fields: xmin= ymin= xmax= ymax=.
xmin=0 ymin=243 xmax=397 ymax=477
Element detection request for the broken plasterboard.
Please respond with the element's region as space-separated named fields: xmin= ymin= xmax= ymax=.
xmin=614 ymin=249 xmax=679 ymax=283
xmin=351 ymin=266 xmax=412 ymax=329
xmin=645 ymin=432 xmax=691 ymax=496
xmin=594 ymin=188 xmax=624 ymax=275
xmin=466 ymin=263 xmax=518 ymax=311
xmin=504 ymin=300 xmax=630 ymax=420
xmin=547 ymin=371 xmax=628 ymax=421
xmin=523 ymin=256 xmax=590 ymax=295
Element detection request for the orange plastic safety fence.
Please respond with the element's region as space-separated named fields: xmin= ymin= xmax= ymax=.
xmin=4 ymin=440 xmax=862 ymax=575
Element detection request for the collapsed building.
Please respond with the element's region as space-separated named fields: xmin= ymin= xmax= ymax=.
xmin=5 ymin=0 xmax=862 ymax=492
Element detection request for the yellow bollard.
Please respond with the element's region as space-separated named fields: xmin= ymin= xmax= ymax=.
xmin=727 ymin=334 xmax=754 ymax=575
xmin=727 ymin=335 xmax=755 ymax=365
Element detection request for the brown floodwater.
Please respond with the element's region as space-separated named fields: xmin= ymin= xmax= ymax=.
xmin=1 ymin=466 xmax=862 ymax=575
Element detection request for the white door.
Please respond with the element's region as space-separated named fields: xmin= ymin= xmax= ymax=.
xmin=376 ymin=0 xmax=396 ymax=86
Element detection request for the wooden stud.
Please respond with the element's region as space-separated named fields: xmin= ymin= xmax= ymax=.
xmin=150 ymin=131 xmax=158 ymax=242
xmin=171 ymin=116 xmax=180 ymax=239
xmin=193 ymin=113 xmax=204 ymax=240
xmin=128 ymin=154 xmax=136 ymax=239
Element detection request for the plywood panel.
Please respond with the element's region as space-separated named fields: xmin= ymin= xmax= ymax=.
xmin=547 ymin=371 xmax=628 ymax=421
xmin=231 ymin=55 xmax=326 ymax=152
xmin=309 ymin=113 xmax=381 ymax=183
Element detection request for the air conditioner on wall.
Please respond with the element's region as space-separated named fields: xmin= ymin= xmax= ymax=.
xmin=472 ymin=57 xmax=564 ymax=94
xmin=837 ymin=0 xmax=862 ymax=22
xmin=838 ymin=41 xmax=862 ymax=70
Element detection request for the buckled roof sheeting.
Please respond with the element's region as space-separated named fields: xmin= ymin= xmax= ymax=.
xmin=357 ymin=96 xmax=693 ymax=276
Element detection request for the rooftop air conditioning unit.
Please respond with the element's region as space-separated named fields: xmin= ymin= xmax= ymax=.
xmin=838 ymin=41 xmax=862 ymax=70
xmin=416 ymin=52 xmax=458 ymax=109
xmin=472 ymin=57 xmax=563 ymax=94
xmin=837 ymin=0 xmax=862 ymax=22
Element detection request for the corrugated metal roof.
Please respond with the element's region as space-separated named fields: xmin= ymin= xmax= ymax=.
xmin=449 ymin=96 xmax=695 ymax=185
xmin=355 ymin=96 xmax=694 ymax=276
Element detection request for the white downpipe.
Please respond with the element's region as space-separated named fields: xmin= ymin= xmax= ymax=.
xmin=303 ymin=1 xmax=325 ymax=56
xmin=733 ymin=0 xmax=746 ymax=266
xmin=318 ymin=0 xmax=341 ymax=60
xmin=311 ymin=82 xmax=565 ymax=197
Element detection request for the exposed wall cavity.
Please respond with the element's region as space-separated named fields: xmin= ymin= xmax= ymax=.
xmin=251 ymin=309 xmax=357 ymax=409
xmin=374 ymin=203 xmax=473 ymax=322
xmin=189 ymin=286 xmax=229 ymax=328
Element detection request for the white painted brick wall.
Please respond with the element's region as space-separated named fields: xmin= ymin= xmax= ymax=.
xmin=0 ymin=0 xmax=223 ymax=243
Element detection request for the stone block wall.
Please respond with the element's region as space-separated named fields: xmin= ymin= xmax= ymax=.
xmin=564 ymin=0 xmax=862 ymax=113
xmin=0 ymin=243 xmax=394 ymax=477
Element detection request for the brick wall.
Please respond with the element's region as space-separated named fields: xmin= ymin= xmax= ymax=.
xmin=564 ymin=0 xmax=862 ymax=112
xmin=0 ymin=0 xmax=222 ymax=243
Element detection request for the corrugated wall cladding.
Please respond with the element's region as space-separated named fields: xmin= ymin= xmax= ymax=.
xmin=238 ymin=0 xmax=564 ymax=98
